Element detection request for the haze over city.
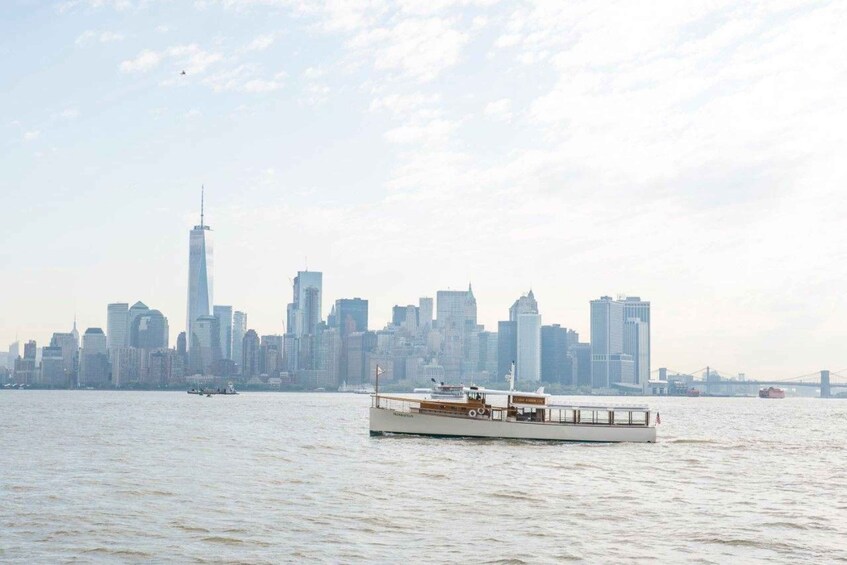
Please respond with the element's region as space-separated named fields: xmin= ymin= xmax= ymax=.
xmin=2 ymin=0 xmax=846 ymax=378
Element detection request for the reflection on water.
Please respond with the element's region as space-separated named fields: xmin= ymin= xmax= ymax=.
xmin=1 ymin=392 xmax=845 ymax=563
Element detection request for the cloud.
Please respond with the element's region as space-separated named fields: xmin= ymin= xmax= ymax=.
xmin=370 ymin=93 xmax=440 ymax=116
xmin=23 ymin=130 xmax=40 ymax=142
xmin=349 ymin=17 xmax=468 ymax=82
xmin=119 ymin=43 xmax=221 ymax=75
xmin=244 ymin=34 xmax=274 ymax=52
xmin=166 ymin=44 xmax=222 ymax=74
xmin=295 ymin=67 xmax=327 ymax=105
xmin=119 ymin=49 xmax=161 ymax=72
xmin=242 ymin=78 xmax=284 ymax=93
xmin=75 ymin=30 xmax=125 ymax=45
xmin=384 ymin=118 xmax=456 ymax=144
xmin=484 ymin=98 xmax=512 ymax=122
xmin=203 ymin=65 xmax=285 ymax=93
xmin=57 ymin=0 xmax=134 ymax=13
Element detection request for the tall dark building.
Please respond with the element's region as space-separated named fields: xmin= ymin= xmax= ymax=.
xmin=541 ymin=324 xmax=569 ymax=384
xmin=345 ymin=331 xmax=377 ymax=384
xmin=40 ymin=346 xmax=66 ymax=387
xmin=392 ymin=305 xmax=408 ymax=327
xmin=241 ymin=330 xmax=260 ymax=378
xmin=14 ymin=340 xmax=38 ymax=385
xmin=130 ymin=309 xmax=169 ymax=349
xmin=497 ymin=320 xmax=517 ymax=380
xmin=477 ymin=330 xmax=498 ymax=377
xmin=49 ymin=331 xmax=78 ymax=381
xmin=570 ymin=342 xmax=592 ymax=387
xmin=334 ymin=298 xmax=368 ymax=337
xmin=190 ymin=315 xmax=220 ymax=375
xmin=176 ymin=331 xmax=188 ymax=369
xmin=260 ymin=335 xmax=283 ymax=377
xmin=79 ymin=328 xmax=109 ymax=387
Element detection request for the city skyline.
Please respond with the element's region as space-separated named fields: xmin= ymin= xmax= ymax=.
xmin=2 ymin=1 xmax=847 ymax=378
xmin=1 ymin=201 xmax=844 ymax=380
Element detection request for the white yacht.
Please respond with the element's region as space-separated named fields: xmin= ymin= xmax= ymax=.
xmin=370 ymin=367 xmax=657 ymax=443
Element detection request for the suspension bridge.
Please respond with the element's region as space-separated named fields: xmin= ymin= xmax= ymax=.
xmin=653 ymin=367 xmax=847 ymax=398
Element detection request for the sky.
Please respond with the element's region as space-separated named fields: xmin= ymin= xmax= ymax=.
xmin=1 ymin=0 xmax=846 ymax=378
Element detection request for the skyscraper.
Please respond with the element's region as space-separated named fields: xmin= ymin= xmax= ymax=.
xmin=14 ymin=340 xmax=38 ymax=385
xmin=570 ymin=342 xmax=592 ymax=387
xmin=190 ymin=315 xmax=220 ymax=375
xmin=509 ymin=290 xmax=538 ymax=321
xmin=241 ymin=329 xmax=260 ymax=378
xmin=79 ymin=328 xmax=109 ymax=387
xmin=497 ymin=320 xmax=517 ymax=380
xmin=107 ymin=303 xmax=129 ymax=350
xmin=436 ymin=285 xmax=477 ymax=379
xmin=176 ymin=331 xmax=187 ymax=357
xmin=334 ymin=298 xmax=368 ymax=337
xmin=50 ymin=331 xmax=78 ymax=377
xmin=128 ymin=301 xmax=150 ymax=334
xmin=624 ymin=319 xmax=648 ymax=385
xmin=516 ymin=313 xmax=541 ymax=383
xmin=418 ymin=297 xmax=433 ymax=334
xmin=8 ymin=340 xmax=20 ymax=365
xmin=40 ymin=346 xmax=65 ymax=387
xmin=71 ymin=314 xmax=79 ymax=348
xmin=344 ymin=331 xmax=377 ymax=384
xmin=213 ymin=305 xmax=233 ymax=360
xmin=508 ymin=290 xmax=541 ymax=383
xmin=287 ymin=271 xmax=322 ymax=337
xmin=478 ymin=331 xmax=498 ymax=377
xmin=260 ymin=335 xmax=283 ymax=377
xmin=187 ymin=188 xmax=213 ymax=354
xmin=130 ymin=309 xmax=169 ymax=350
xmin=232 ymin=311 xmax=247 ymax=367
xmin=590 ymin=296 xmax=634 ymax=388
xmin=623 ymin=297 xmax=651 ymax=386
xmin=436 ymin=286 xmax=477 ymax=330
xmin=541 ymin=324 xmax=569 ymax=384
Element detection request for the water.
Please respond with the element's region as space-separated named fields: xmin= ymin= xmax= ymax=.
xmin=1 ymin=392 xmax=846 ymax=563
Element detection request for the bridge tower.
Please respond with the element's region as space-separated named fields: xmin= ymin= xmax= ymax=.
xmin=821 ymin=370 xmax=831 ymax=398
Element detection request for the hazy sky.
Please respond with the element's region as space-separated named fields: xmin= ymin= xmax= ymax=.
xmin=2 ymin=0 xmax=846 ymax=378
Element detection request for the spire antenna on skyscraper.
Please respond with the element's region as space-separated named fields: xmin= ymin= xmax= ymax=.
xmin=200 ymin=185 xmax=205 ymax=228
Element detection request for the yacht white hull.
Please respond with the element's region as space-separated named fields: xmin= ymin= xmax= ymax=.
xmin=369 ymin=407 xmax=656 ymax=443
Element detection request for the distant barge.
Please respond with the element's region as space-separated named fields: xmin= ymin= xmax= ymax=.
xmin=758 ymin=386 xmax=785 ymax=399
xmin=188 ymin=383 xmax=238 ymax=396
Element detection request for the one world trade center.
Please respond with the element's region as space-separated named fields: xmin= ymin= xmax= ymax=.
xmin=187 ymin=188 xmax=213 ymax=355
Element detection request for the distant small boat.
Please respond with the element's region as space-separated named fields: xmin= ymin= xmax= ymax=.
xmin=687 ymin=388 xmax=701 ymax=397
xmin=758 ymin=386 xmax=785 ymax=399
xmin=413 ymin=379 xmax=465 ymax=399
xmin=338 ymin=381 xmax=375 ymax=394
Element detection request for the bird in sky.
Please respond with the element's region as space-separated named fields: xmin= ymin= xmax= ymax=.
xmin=180 ymin=70 xmax=186 ymax=75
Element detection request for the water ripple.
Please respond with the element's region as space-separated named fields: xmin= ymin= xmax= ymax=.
xmin=1 ymin=392 xmax=846 ymax=563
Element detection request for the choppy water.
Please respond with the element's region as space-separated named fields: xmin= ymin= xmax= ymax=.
xmin=1 ymin=392 xmax=846 ymax=563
